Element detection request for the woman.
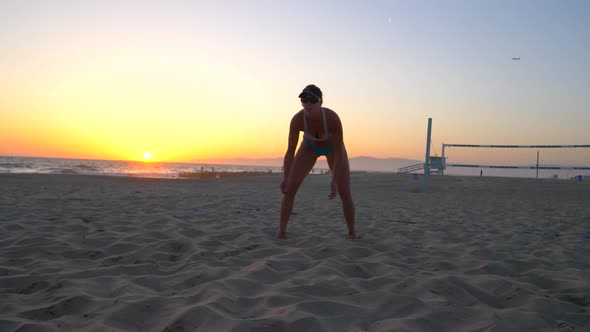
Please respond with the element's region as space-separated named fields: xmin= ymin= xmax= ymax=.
xmin=279 ymin=84 xmax=355 ymax=239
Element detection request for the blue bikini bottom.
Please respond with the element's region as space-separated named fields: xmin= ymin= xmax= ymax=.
xmin=304 ymin=139 xmax=335 ymax=156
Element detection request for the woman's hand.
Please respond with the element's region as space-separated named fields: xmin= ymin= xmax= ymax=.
xmin=280 ymin=180 xmax=287 ymax=194
xmin=328 ymin=181 xmax=337 ymax=199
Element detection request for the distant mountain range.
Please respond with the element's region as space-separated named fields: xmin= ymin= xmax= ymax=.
xmin=191 ymin=156 xmax=422 ymax=172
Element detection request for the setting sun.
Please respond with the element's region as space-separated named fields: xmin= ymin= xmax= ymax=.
xmin=143 ymin=151 xmax=152 ymax=160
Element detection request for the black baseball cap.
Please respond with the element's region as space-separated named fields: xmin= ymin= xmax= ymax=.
xmin=298 ymin=84 xmax=323 ymax=99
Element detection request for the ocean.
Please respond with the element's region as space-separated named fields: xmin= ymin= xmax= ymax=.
xmin=0 ymin=156 xmax=284 ymax=179
xmin=0 ymin=156 xmax=587 ymax=180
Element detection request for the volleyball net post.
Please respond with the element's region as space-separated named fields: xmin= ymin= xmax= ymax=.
xmin=423 ymin=118 xmax=432 ymax=192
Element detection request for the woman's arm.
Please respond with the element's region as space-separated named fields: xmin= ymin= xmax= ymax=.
xmin=329 ymin=112 xmax=345 ymax=198
xmin=283 ymin=113 xmax=301 ymax=183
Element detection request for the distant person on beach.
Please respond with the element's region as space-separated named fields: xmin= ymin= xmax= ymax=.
xmin=279 ymin=84 xmax=355 ymax=239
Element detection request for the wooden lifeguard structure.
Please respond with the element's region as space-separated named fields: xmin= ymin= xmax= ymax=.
xmin=397 ymin=156 xmax=445 ymax=175
xmin=396 ymin=118 xmax=445 ymax=191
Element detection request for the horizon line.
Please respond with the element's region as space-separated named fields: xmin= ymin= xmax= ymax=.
xmin=0 ymin=154 xmax=422 ymax=163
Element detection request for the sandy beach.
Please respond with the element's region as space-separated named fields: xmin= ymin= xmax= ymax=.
xmin=0 ymin=173 xmax=589 ymax=332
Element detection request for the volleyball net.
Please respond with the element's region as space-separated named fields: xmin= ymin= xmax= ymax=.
xmin=441 ymin=144 xmax=590 ymax=178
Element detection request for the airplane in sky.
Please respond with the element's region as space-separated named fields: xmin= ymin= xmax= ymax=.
xmin=512 ymin=57 xmax=521 ymax=60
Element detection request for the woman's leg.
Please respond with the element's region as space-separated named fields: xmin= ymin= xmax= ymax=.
xmin=279 ymin=145 xmax=317 ymax=238
xmin=327 ymin=147 xmax=356 ymax=239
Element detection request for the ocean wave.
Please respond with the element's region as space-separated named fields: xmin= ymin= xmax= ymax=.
xmin=48 ymin=168 xmax=80 ymax=175
xmin=74 ymin=164 xmax=100 ymax=171
xmin=0 ymin=162 xmax=32 ymax=169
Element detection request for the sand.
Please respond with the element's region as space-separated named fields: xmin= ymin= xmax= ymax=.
xmin=0 ymin=173 xmax=589 ymax=332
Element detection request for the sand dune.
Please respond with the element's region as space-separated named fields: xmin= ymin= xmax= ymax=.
xmin=0 ymin=173 xmax=589 ymax=331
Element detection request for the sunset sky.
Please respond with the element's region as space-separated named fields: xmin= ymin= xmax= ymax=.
xmin=1 ymin=0 xmax=588 ymax=162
